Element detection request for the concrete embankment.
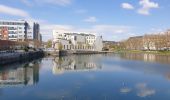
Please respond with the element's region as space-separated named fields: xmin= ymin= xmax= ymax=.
xmin=0 ymin=51 xmax=44 ymax=65
xmin=44 ymin=50 xmax=59 ymax=56
xmin=58 ymin=50 xmax=114 ymax=56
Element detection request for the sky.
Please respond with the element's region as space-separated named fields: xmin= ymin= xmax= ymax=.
xmin=0 ymin=0 xmax=170 ymax=42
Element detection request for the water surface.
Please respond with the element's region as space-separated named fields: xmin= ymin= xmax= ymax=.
xmin=1 ymin=53 xmax=170 ymax=100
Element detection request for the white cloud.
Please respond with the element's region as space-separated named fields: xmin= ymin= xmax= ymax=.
xmin=40 ymin=0 xmax=72 ymax=6
xmin=20 ymin=0 xmax=33 ymax=7
xmin=0 ymin=4 xmax=29 ymax=17
xmin=84 ymin=16 xmax=97 ymax=23
xmin=42 ymin=24 xmax=73 ymax=33
xmin=150 ymin=28 xmax=164 ymax=33
xmin=136 ymin=83 xmax=156 ymax=97
xmin=21 ymin=0 xmax=72 ymax=6
xmin=120 ymin=87 xmax=132 ymax=93
xmin=137 ymin=0 xmax=159 ymax=15
xmin=91 ymin=25 xmax=131 ymax=34
xmin=91 ymin=25 xmax=134 ymax=41
xmin=121 ymin=3 xmax=134 ymax=10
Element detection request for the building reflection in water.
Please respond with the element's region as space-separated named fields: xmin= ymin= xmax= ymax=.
xmin=53 ymin=55 xmax=102 ymax=75
xmin=0 ymin=61 xmax=40 ymax=88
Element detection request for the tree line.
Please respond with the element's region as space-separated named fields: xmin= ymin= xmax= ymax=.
xmin=118 ymin=30 xmax=170 ymax=51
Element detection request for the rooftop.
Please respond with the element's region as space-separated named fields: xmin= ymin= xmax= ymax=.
xmin=63 ymin=32 xmax=95 ymax=36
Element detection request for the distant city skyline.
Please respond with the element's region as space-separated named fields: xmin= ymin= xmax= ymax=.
xmin=0 ymin=0 xmax=170 ymax=41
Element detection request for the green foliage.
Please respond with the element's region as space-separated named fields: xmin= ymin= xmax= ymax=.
xmin=58 ymin=43 xmax=63 ymax=50
xmin=46 ymin=40 xmax=52 ymax=48
xmin=33 ymin=48 xmax=36 ymax=51
xmin=24 ymin=46 xmax=29 ymax=52
xmin=107 ymin=44 xmax=123 ymax=51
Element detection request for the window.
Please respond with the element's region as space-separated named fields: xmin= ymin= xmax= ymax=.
xmin=74 ymin=36 xmax=77 ymax=41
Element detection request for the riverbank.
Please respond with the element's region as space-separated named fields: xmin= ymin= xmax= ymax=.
xmin=115 ymin=50 xmax=170 ymax=55
xmin=0 ymin=51 xmax=44 ymax=65
xmin=58 ymin=50 xmax=114 ymax=56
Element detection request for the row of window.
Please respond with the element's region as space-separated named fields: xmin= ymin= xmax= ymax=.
xmin=0 ymin=27 xmax=23 ymax=30
xmin=87 ymin=40 xmax=95 ymax=43
xmin=86 ymin=36 xmax=95 ymax=39
xmin=8 ymin=38 xmax=17 ymax=40
xmin=0 ymin=22 xmax=24 ymax=25
xmin=57 ymin=34 xmax=95 ymax=39
xmin=8 ymin=36 xmax=17 ymax=38
xmin=0 ymin=30 xmax=24 ymax=34
xmin=8 ymin=31 xmax=17 ymax=34
xmin=18 ymin=35 xmax=24 ymax=37
xmin=63 ymin=45 xmax=94 ymax=50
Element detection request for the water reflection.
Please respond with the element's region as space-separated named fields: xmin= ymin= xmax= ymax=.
xmin=120 ymin=53 xmax=170 ymax=64
xmin=104 ymin=53 xmax=170 ymax=81
xmin=1 ymin=54 xmax=170 ymax=99
xmin=136 ymin=83 xmax=155 ymax=97
xmin=0 ymin=61 xmax=40 ymax=88
xmin=119 ymin=82 xmax=156 ymax=98
xmin=52 ymin=55 xmax=102 ymax=75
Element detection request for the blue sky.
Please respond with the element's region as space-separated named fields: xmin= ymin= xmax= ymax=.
xmin=0 ymin=0 xmax=170 ymax=41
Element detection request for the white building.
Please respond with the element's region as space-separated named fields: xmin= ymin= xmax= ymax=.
xmin=0 ymin=20 xmax=27 ymax=41
xmin=0 ymin=20 xmax=42 ymax=48
xmin=52 ymin=30 xmax=103 ymax=51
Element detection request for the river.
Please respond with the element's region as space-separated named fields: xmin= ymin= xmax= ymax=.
xmin=1 ymin=53 xmax=170 ymax=100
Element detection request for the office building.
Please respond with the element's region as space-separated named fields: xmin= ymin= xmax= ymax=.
xmin=0 ymin=20 xmax=28 ymax=41
xmin=0 ymin=20 xmax=42 ymax=48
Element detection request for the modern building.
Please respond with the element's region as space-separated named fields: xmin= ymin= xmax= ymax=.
xmin=27 ymin=22 xmax=42 ymax=48
xmin=52 ymin=30 xmax=103 ymax=51
xmin=33 ymin=23 xmax=40 ymax=40
xmin=26 ymin=22 xmax=41 ymax=41
xmin=0 ymin=20 xmax=28 ymax=41
xmin=0 ymin=20 xmax=42 ymax=48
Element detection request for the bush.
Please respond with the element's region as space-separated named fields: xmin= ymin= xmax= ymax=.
xmin=24 ymin=47 xmax=29 ymax=52
xmin=33 ymin=48 xmax=36 ymax=51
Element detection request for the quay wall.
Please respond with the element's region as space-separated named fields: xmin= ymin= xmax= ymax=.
xmin=0 ymin=51 xmax=44 ymax=65
xmin=59 ymin=50 xmax=114 ymax=56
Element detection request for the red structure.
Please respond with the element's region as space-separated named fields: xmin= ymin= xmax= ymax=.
xmin=1 ymin=27 xmax=9 ymax=40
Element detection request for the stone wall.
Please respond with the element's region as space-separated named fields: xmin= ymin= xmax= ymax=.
xmin=0 ymin=51 xmax=44 ymax=65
